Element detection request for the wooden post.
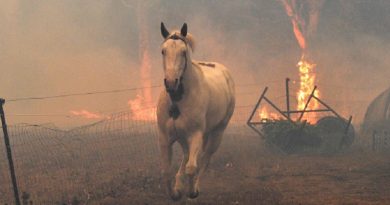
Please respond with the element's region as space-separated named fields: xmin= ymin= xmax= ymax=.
xmin=285 ymin=78 xmax=290 ymax=119
xmin=0 ymin=98 xmax=21 ymax=205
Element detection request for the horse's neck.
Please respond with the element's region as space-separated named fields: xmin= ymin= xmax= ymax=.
xmin=182 ymin=60 xmax=203 ymax=97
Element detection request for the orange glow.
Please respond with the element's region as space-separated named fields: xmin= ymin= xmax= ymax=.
xmin=296 ymin=56 xmax=320 ymax=123
xmin=70 ymin=110 xmax=108 ymax=119
xmin=258 ymin=107 xmax=279 ymax=122
xmin=128 ymin=94 xmax=156 ymax=121
xmin=129 ymin=16 xmax=155 ymax=121
xmin=68 ymin=24 xmax=156 ymax=122
xmin=281 ymin=0 xmax=322 ymax=123
xmin=127 ymin=45 xmax=157 ymax=121
xmin=259 ymin=107 xmax=269 ymax=120
xmin=140 ymin=47 xmax=153 ymax=106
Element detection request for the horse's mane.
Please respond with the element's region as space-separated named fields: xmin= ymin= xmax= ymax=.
xmin=170 ymin=30 xmax=195 ymax=52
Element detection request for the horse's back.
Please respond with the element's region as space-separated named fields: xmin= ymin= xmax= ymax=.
xmin=193 ymin=61 xmax=235 ymax=131
xmin=193 ymin=61 xmax=234 ymax=91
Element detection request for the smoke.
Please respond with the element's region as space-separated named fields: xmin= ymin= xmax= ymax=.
xmin=0 ymin=0 xmax=389 ymax=128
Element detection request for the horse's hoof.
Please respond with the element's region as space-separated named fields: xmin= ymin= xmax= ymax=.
xmin=187 ymin=190 xmax=199 ymax=199
xmin=170 ymin=190 xmax=182 ymax=201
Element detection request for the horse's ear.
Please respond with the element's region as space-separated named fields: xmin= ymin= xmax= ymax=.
xmin=180 ymin=23 xmax=187 ymax=37
xmin=161 ymin=22 xmax=170 ymax=39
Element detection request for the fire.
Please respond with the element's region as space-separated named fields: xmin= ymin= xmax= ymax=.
xmin=296 ymin=56 xmax=320 ymax=122
xmin=259 ymin=107 xmax=269 ymax=120
xmin=258 ymin=107 xmax=279 ymax=122
xmin=126 ymin=47 xmax=157 ymax=121
xmin=70 ymin=110 xmax=108 ymax=119
xmin=127 ymin=45 xmax=157 ymax=121
xmin=280 ymin=0 xmax=325 ymax=123
xmin=70 ymin=7 xmax=157 ymax=122
xmin=128 ymin=94 xmax=156 ymax=121
xmin=140 ymin=50 xmax=152 ymax=104
xmin=128 ymin=1 xmax=156 ymax=121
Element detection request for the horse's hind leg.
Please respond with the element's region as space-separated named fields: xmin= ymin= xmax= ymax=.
xmin=195 ymin=128 xmax=225 ymax=193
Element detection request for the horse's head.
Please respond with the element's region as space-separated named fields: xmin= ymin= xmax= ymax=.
xmin=160 ymin=22 xmax=193 ymax=94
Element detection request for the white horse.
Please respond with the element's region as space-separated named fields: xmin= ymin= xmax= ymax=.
xmin=157 ymin=22 xmax=235 ymax=200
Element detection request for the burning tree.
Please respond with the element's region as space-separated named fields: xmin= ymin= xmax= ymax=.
xmin=280 ymin=0 xmax=325 ymax=123
xmin=70 ymin=1 xmax=157 ymax=121
xmin=122 ymin=0 xmax=157 ymax=121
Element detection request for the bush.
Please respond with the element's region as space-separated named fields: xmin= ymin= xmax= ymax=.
xmin=262 ymin=117 xmax=355 ymax=154
xmin=262 ymin=120 xmax=322 ymax=154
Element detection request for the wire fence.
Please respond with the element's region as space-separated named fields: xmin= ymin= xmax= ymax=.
xmin=0 ymin=106 xmax=257 ymax=205
xmin=0 ymin=81 xmax=379 ymax=204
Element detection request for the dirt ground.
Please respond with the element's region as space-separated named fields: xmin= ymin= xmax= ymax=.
xmin=92 ymin=151 xmax=390 ymax=205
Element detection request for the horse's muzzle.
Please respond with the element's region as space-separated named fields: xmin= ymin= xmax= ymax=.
xmin=164 ymin=78 xmax=179 ymax=93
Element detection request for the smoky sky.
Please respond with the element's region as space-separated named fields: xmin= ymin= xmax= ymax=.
xmin=0 ymin=0 xmax=389 ymax=128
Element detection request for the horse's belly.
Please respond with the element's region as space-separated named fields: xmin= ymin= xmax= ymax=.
xmin=206 ymin=91 xmax=233 ymax=130
xmin=203 ymin=68 xmax=235 ymax=131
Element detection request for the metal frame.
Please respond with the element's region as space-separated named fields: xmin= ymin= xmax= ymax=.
xmin=247 ymin=78 xmax=353 ymax=138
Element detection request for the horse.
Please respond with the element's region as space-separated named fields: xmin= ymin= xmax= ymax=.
xmin=157 ymin=22 xmax=235 ymax=200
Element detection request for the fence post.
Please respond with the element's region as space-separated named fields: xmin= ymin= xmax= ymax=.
xmin=0 ymin=98 xmax=21 ymax=205
xmin=285 ymin=78 xmax=290 ymax=119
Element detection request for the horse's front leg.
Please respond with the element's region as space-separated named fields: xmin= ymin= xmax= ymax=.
xmin=158 ymin=131 xmax=181 ymax=200
xmin=185 ymin=131 xmax=203 ymax=199
xmin=173 ymin=139 xmax=189 ymax=198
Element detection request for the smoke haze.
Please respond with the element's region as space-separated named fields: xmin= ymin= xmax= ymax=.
xmin=0 ymin=0 xmax=389 ymax=128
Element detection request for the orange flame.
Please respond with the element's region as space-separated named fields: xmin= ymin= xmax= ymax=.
xmin=70 ymin=110 xmax=108 ymax=119
xmin=258 ymin=107 xmax=279 ymax=122
xmin=281 ymin=0 xmax=324 ymax=123
xmin=126 ymin=46 xmax=157 ymax=121
xmin=126 ymin=47 xmax=157 ymax=121
xmin=139 ymin=44 xmax=153 ymax=106
xmin=68 ymin=12 xmax=157 ymax=122
xmin=128 ymin=7 xmax=156 ymax=121
xmin=128 ymin=94 xmax=156 ymax=121
xmin=296 ymin=56 xmax=320 ymax=122
xmin=259 ymin=107 xmax=269 ymax=120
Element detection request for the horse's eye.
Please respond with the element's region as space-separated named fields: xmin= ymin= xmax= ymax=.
xmin=162 ymin=50 xmax=165 ymax=55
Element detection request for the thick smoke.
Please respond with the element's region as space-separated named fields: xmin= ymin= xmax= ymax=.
xmin=0 ymin=0 xmax=389 ymax=128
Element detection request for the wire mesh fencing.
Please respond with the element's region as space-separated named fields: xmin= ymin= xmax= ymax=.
xmin=0 ymin=106 xmax=258 ymax=204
